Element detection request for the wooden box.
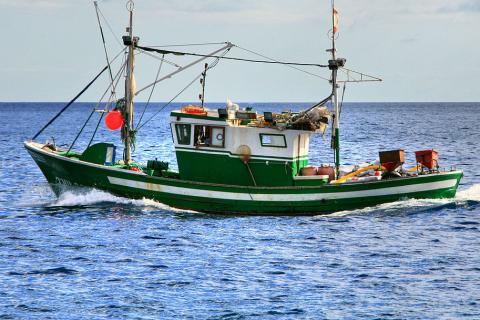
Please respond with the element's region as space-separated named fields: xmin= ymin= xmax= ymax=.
xmin=379 ymin=149 xmax=405 ymax=171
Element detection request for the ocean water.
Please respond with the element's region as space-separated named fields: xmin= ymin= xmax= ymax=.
xmin=1 ymin=102 xmax=479 ymax=319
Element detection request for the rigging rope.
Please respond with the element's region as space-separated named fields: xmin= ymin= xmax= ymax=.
xmin=31 ymin=66 xmax=108 ymax=140
xmin=147 ymin=42 xmax=230 ymax=48
xmin=137 ymin=49 xmax=229 ymax=131
xmin=136 ymin=76 xmax=200 ymax=131
xmin=339 ymin=82 xmax=346 ymax=121
xmin=94 ymin=1 xmax=115 ymax=98
xmin=337 ymin=67 xmax=382 ymax=83
xmin=88 ymin=93 xmax=117 ymax=149
xmin=88 ymin=57 xmax=128 ymax=149
xmin=67 ymin=109 xmax=95 ymax=154
xmin=136 ymin=48 xmax=181 ymax=68
xmin=136 ymin=54 xmax=165 ymax=129
xmin=136 ymin=45 xmax=328 ymax=68
xmin=68 ymin=59 xmax=127 ymax=152
xmin=88 ymin=110 xmax=106 ymax=149
xmin=233 ymin=44 xmax=330 ymax=81
xmin=97 ymin=4 xmax=123 ymax=48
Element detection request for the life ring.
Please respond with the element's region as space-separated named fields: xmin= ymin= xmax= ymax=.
xmin=216 ymin=133 xmax=224 ymax=141
xmin=181 ymin=105 xmax=207 ymax=116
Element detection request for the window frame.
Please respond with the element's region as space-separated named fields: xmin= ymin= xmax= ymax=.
xmin=193 ymin=125 xmax=226 ymax=148
xmin=175 ymin=123 xmax=192 ymax=145
xmin=259 ymin=133 xmax=287 ymax=148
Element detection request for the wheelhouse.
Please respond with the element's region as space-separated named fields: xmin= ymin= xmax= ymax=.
xmin=170 ymin=107 xmax=319 ymax=187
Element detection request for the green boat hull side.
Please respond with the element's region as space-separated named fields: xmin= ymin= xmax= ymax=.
xmin=176 ymin=149 xmax=309 ymax=186
xmin=25 ymin=142 xmax=463 ymax=215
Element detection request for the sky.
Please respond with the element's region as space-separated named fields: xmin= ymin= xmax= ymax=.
xmin=1 ymin=0 xmax=479 ymax=102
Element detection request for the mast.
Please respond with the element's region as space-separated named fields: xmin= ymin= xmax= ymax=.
xmin=328 ymin=0 xmax=344 ymax=178
xmin=123 ymin=0 xmax=137 ymax=164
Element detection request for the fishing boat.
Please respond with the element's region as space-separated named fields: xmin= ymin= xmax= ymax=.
xmin=25 ymin=1 xmax=462 ymax=215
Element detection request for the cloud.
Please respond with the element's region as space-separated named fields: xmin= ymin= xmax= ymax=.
xmin=400 ymin=37 xmax=418 ymax=43
xmin=158 ymin=0 xmax=253 ymax=13
xmin=459 ymin=1 xmax=480 ymax=11
xmin=437 ymin=0 xmax=480 ymax=13
xmin=0 ymin=0 xmax=69 ymax=8
xmin=137 ymin=0 xmax=322 ymax=24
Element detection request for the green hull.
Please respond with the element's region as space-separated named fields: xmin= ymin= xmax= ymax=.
xmin=25 ymin=142 xmax=463 ymax=215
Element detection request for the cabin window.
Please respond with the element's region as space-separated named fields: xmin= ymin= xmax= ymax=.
xmin=105 ymin=146 xmax=115 ymax=164
xmin=260 ymin=134 xmax=287 ymax=148
xmin=194 ymin=125 xmax=225 ymax=148
xmin=175 ymin=124 xmax=191 ymax=145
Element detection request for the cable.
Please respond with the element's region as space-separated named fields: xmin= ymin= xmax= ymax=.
xmin=234 ymin=44 xmax=331 ymax=81
xmin=137 ymin=49 xmax=229 ymax=131
xmin=137 ymin=75 xmax=202 ymax=131
xmin=87 ymin=59 xmax=127 ymax=149
xmin=67 ymin=108 xmax=96 ymax=154
xmin=134 ymin=43 xmax=233 ymax=97
xmin=136 ymin=48 xmax=181 ymax=68
xmin=97 ymin=5 xmax=123 ymax=48
xmin=94 ymin=1 xmax=115 ymax=98
xmin=68 ymin=58 xmax=127 ymax=152
xmin=147 ymin=42 xmax=229 ymax=48
xmin=32 ymin=65 xmax=108 ymax=140
xmin=338 ymin=82 xmax=346 ymax=121
xmin=136 ymin=54 xmax=165 ymax=128
xmin=136 ymin=45 xmax=328 ymax=68
xmin=88 ymin=108 xmax=106 ymax=149
xmin=337 ymin=67 xmax=382 ymax=83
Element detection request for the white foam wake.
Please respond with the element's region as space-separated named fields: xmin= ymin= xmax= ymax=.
xmin=329 ymin=183 xmax=480 ymax=217
xmin=51 ymin=189 xmax=196 ymax=213
xmin=456 ymin=183 xmax=480 ymax=202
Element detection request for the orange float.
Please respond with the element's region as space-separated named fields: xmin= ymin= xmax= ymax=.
xmin=181 ymin=105 xmax=208 ymax=116
xmin=105 ymin=110 xmax=124 ymax=130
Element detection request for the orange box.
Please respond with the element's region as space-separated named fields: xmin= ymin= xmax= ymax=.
xmin=415 ymin=149 xmax=438 ymax=170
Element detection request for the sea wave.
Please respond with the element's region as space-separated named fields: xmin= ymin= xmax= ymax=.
xmin=330 ymin=183 xmax=480 ymax=217
xmin=456 ymin=183 xmax=480 ymax=202
xmin=50 ymin=188 xmax=196 ymax=213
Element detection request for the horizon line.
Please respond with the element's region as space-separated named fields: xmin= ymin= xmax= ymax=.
xmin=1 ymin=101 xmax=479 ymax=104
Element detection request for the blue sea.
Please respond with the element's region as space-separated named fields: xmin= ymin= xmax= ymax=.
xmin=1 ymin=102 xmax=479 ymax=319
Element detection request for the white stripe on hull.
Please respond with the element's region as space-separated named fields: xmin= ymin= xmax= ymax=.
xmin=107 ymin=176 xmax=457 ymax=202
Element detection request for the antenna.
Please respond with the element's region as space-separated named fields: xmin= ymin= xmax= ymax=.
xmin=331 ymin=0 xmax=337 ymax=59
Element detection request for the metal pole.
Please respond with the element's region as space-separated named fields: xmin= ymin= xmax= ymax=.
xmin=331 ymin=0 xmax=340 ymax=178
xmin=333 ymin=71 xmax=340 ymax=177
xmin=124 ymin=1 xmax=135 ymax=164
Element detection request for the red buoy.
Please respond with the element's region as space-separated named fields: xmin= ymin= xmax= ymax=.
xmin=105 ymin=110 xmax=124 ymax=130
